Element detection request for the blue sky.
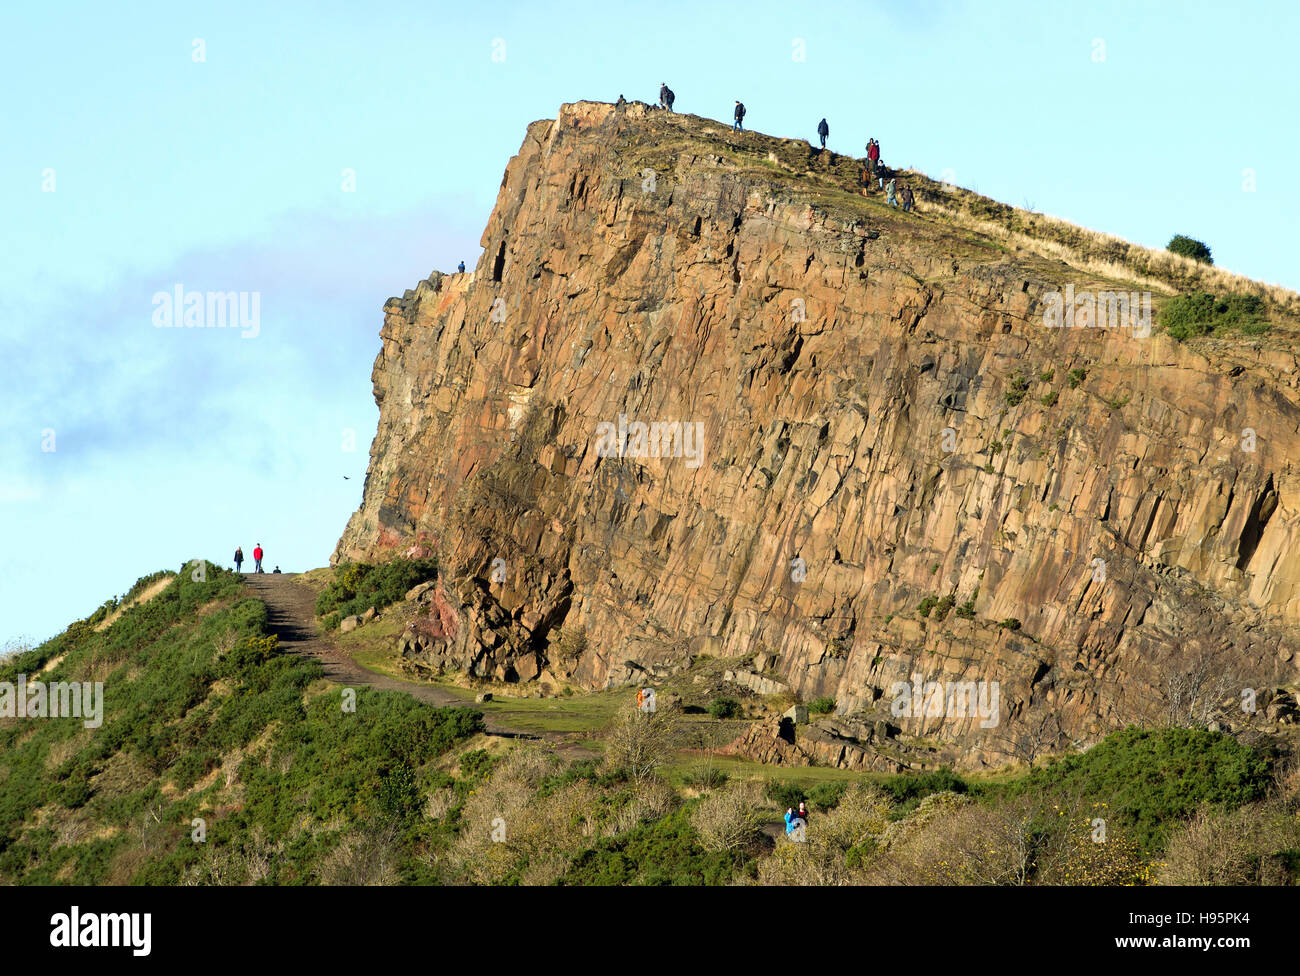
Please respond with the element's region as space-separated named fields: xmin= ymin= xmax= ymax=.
xmin=2 ymin=0 xmax=1297 ymax=649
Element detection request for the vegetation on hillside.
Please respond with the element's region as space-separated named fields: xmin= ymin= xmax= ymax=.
xmin=1167 ymin=234 xmax=1213 ymax=265
xmin=0 ymin=565 xmax=481 ymax=884
xmin=316 ymin=558 xmax=439 ymax=629
xmin=1160 ymin=290 xmax=1270 ymax=340
xmin=4 ymin=563 xmax=1296 ymax=886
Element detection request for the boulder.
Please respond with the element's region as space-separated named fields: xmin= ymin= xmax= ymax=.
xmin=339 ymin=615 xmax=360 ymax=633
xmin=783 ymin=704 xmax=809 ymax=725
xmin=475 ymin=692 xmax=493 ymax=703
xmin=405 ymin=580 xmax=436 ymax=602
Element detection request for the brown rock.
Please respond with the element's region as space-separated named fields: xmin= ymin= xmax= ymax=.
xmin=331 ymin=101 xmax=1300 ymax=768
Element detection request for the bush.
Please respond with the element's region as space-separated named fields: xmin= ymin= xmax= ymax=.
xmin=1161 ymin=291 xmax=1268 ymax=341
xmin=681 ymin=766 xmax=728 ymax=790
xmin=691 ymin=781 xmax=765 ymax=853
xmin=1006 ymin=727 xmax=1272 ymax=852
xmin=956 ymin=590 xmax=978 ymax=619
xmin=808 ymin=696 xmax=836 ymax=715
xmin=708 ymin=698 xmax=740 ymax=719
xmin=1159 ymin=801 xmax=1300 ymax=885
xmin=1067 ymin=367 xmax=1087 ymax=389
xmin=562 ymin=806 xmax=746 ymax=886
xmin=999 ymin=618 xmax=1021 ymax=630
xmin=1005 ymin=373 xmax=1030 ymax=407
xmin=1167 ymin=234 xmax=1212 ymax=265
xmin=881 ymin=769 xmax=969 ymax=814
xmin=315 ymin=558 xmax=439 ymax=620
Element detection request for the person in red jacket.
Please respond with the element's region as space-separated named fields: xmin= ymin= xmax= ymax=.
xmin=253 ymin=544 xmax=264 ymax=573
xmin=866 ymin=138 xmax=880 ymax=186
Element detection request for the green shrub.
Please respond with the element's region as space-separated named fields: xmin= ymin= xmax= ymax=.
xmin=808 ymin=696 xmax=836 ymax=715
xmin=1167 ymin=234 xmax=1212 ymax=264
xmin=1067 ymin=367 xmax=1087 ymax=389
xmin=708 ymin=698 xmax=740 ymax=720
xmin=917 ymin=596 xmax=939 ymax=618
xmin=559 ymin=806 xmax=747 ymax=886
xmin=998 ymin=618 xmax=1021 ymax=630
xmin=1005 ymin=373 xmax=1030 ymax=407
xmin=1161 ymin=291 xmax=1268 ymax=341
xmin=458 ymin=749 xmax=495 ymax=781
xmin=881 ymin=768 xmax=969 ymax=816
xmin=1006 ymin=727 xmax=1272 ymax=852
xmin=1040 ymin=391 xmax=1058 ymax=407
xmin=315 ymin=558 xmax=440 ymax=620
xmin=682 ymin=766 xmax=729 ymax=790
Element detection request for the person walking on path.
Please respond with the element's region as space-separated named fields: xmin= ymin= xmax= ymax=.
xmin=659 ymin=83 xmax=675 ymax=111
xmin=901 ymin=184 xmax=915 ymax=213
xmin=886 ymin=177 xmax=898 ymax=208
xmin=817 ymin=118 xmax=829 ymax=149
xmin=234 ymin=546 xmax=243 ymax=574
xmin=253 ymin=543 xmax=264 ymax=573
xmin=733 ymin=100 xmax=746 ymax=132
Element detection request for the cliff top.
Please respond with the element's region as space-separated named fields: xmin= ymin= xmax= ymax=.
xmin=532 ymin=100 xmax=1298 ymax=326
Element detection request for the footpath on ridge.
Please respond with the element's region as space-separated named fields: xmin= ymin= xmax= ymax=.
xmin=242 ymin=573 xmax=525 ymax=737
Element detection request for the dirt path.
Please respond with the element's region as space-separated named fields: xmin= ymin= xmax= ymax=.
xmin=241 ymin=573 xmax=527 ymax=739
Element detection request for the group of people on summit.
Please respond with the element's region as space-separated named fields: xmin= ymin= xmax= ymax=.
xmin=629 ymin=84 xmax=918 ymax=212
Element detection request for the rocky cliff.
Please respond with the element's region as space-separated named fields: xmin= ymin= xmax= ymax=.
xmin=336 ymin=100 xmax=1300 ymax=767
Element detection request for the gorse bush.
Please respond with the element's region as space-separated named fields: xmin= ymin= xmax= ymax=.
xmin=1160 ymin=291 xmax=1269 ymax=341
xmin=1167 ymin=234 xmax=1212 ymax=265
xmin=708 ymin=697 xmax=740 ymax=719
xmin=881 ymin=768 xmax=970 ymax=816
xmin=315 ymin=558 xmax=440 ymax=624
xmin=561 ymin=806 xmax=749 ymax=885
xmin=1006 ymin=727 xmax=1272 ymax=852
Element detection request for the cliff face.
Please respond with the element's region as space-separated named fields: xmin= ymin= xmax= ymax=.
xmin=336 ymin=101 xmax=1300 ymax=766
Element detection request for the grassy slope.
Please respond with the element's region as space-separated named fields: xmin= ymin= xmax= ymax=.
xmin=0 ymin=565 xmax=483 ymax=884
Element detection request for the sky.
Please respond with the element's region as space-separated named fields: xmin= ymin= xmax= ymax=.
xmin=2 ymin=0 xmax=1297 ymax=650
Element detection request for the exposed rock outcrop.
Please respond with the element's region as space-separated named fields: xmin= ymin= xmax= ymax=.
xmin=336 ymin=100 xmax=1300 ymax=766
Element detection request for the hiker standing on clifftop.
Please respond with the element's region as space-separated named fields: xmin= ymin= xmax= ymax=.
xmin=253 ymin=543 xmax=264 ymax=574
xmin=817 ymin=118 xmax=829 ymax=149
xmin=866 ymin=138 xmax=880 ymax=184
xmin=734 ymin=100 xmax=746 ymax=132
xmin=233 ymin=547 xmax=243 ymax=574
xmin=659 ymin=83 xmax=675 ymax=111
xmin=457 ymin=261 xmax=465 ymax=272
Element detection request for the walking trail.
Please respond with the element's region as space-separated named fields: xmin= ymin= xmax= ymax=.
xmin=242 ymin=573 xmax=527 ymax=739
